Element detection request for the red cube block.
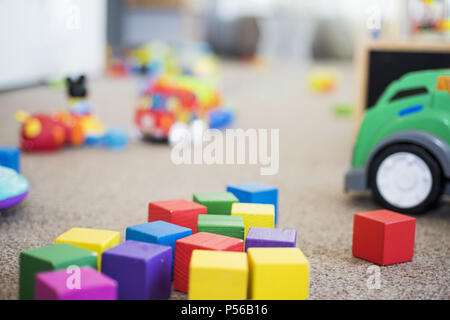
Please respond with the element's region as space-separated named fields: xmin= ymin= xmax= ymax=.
xmin=173 ymin=232 xmax=244 ymax=292
xmin=148 ymin=199 xmax=207 ymax=233
xmin=352 ymin=210 xmax=416 ymax=266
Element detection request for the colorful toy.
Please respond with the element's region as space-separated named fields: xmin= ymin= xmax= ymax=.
xmin=54 ymin=228 xmax=120 ymax=270
xmin=148 ymin=199 xmax=207 ymax=233
xmin=345 ymin=70 xmax=450 ymax=214
xmin=188 ymin=250 xmax=248 ymax=300
xmin=19 ymin=244 xmax=97 ymax=300
xmin=247 ymin=247 xmax=309 ymax=300
xmin=231 ymin=203 xmax=275 ymax=239
xmin=227 ymin=182 xmax=278 ymax=224
xmin=197 ymin=214 xmax=245 ymax=240
xmin=173 ymin=232 xmax=244 ymax=293
xmin=0 ymin=146 xmax=21 ymax=172
xmin=192 ymin=192 xmax=239 ymax=215
xmin=307 ymin=69 xmax=337 ymax=93
xmin=245 ymin=227 xmax=296 ymax=252
xmin=352 ymin=210 xmax=416 ymax=266
xmin=101 ymin=240 xmax=172 ymax=300
xmin=0 ymin=166 xmax=29 ymax=210
xmin=35 ymin=266 xmax=117 ymax=300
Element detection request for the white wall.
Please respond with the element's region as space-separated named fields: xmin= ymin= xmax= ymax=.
xmin=0 ymin=0 xmax=106 ymax=90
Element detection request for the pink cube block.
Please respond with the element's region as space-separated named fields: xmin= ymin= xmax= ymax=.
xmin=35 ymin=266 xmax=117 ymax=300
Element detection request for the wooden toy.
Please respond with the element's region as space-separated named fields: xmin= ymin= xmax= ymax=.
xmin=227 ymin=182 xmax=278 ymax=224
xmin=193 ymin=192 xmax=238 ymax=215
xmin=352 ymin=210 xmax=416 ymax=265
xmin=247 ymin=247 xmax=309 ymax=300
xmin=245 ymin=227 xmax=296 ymax=251
xmin=0 ymin=166 xmax=29 ymax=210
xmin=148 ymin=199 xmax=206 ymax=233
xmin=19 ymin=244 xmax=97 ymax=300
xmin=54 ymin=228 xmax=120 ymax=270
xmin=35 ymin=266 xmax=117 ymax=300
xmin=173 ymin=232 xmax=244 ymax=293
xmin=197 ymin=214 xmax=244 ymax=240
xmin=188 ymin=250 xmax=248 ymax=300
xmin=101 ymin=240 xmax=172 ymax=300
xmin=231 ymin=203 xmax=275 ymax=239
xmin=0 ymin=146 xmax=20 ymax=172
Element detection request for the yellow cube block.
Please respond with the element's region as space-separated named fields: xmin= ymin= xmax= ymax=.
xmin=248 ymin=247 xmax=309 ymax=300
xmin=231 ymin=203 xmax=275 ymax=239
xmin=188 ymin=250 xmax=248 ymax=300
xmin=54 ymin=228 xmax=120 ymax=270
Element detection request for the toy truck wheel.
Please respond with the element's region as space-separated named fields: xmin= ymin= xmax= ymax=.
xmin=369 ymin=144 xmax=443 ymax=214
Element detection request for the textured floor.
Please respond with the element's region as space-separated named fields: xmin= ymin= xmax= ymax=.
xmin=0 ymin=61 xmax=449 ymax=300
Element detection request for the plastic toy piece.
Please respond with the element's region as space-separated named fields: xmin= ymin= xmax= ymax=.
xmin=231 ymin=203 xmax=275 ymax=239
xmin=247 ymin=247 xmax=309 ymax=300
xmin=0 ymin=146 xmax=21 ymax=172
xmin=0 ymin=166 xmax=29 ymax=210
xmin=35 ymin=266 xmax=117 ymax=300
xmin=19 ymin=244 xmax=97 ymax=300
xmin=227 ymin=182 xmax=278 ymax=224
xmin=173 ymin=232 xmax=244 ymax=293
xmin=103 ymin=127 xmax=129 ymax=150
xmin=188 ymin=250 xmax=248 ymax=300
xmin=352 ymin=210 xmax=416 ymax=266
xmin=101 ymin=240 xmax=172 ymax=300
xmin=54 ymin=228 xmax=120 ymax=270
xmin=193 ymin=192 xmax=239 ymax=215
xmin=148 ymin=199 xmax=206 ymax=233
xmin=245 ymin=227 xmax=296 ymax=251
xmin=197 ymin=214 xmax=244 ymax=240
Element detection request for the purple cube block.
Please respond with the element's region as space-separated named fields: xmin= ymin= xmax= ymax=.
xmin=35 ymin=266 xmax=117 ymax=300
xmin=101 ymin=240 xmax=172 ymax=300
xmin=245 ymin=227 xmax=297 ymax=251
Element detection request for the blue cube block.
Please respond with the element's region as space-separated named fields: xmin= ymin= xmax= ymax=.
xmin=0 ymin=147 xmax=20 ymax=172
xmin=227 ymin=182 xmax=279 ymax=224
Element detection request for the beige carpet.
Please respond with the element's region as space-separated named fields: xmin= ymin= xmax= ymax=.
xmin=0 ymin=61 xmax=449 ymax=300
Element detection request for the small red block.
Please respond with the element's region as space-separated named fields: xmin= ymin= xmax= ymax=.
xmin=352 ymin=210 xmax=416 ymax=266
xmin=148 ymin=199 xmax=207 ymax=233
xmin=173 ymin=232 xmax=244 ymax=292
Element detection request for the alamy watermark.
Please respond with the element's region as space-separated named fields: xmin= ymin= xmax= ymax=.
xmin=66 ymin=265 xmax=81 ymax=290
xmin=366 ymin=265 xmax=381 ymax=290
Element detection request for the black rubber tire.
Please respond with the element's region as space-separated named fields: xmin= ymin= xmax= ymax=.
xmin=369 ymin=144 xmax=443 ymax=215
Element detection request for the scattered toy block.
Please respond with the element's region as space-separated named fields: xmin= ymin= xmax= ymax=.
xmin=148 ymin=199 xmax=206 ymax=233
xmin=101 ymin=240 xmax=172 ymax=300
xmin=245 ymin=227 xmax=296 ymax=251
xmin=352 ymin=210 xmax=416 ymax=265
xmin=0 ymin=146 xmax=21 ymax=172
xmin=248 ymin=247 xmax=309 ymax=300
xmin=174 ymin=232 xmax=244 ymax=293
xmin=188 ymin=250 xmax=248 ymax=300
xmin=197 ymin=214 xmax=245 ymax=239
xmin=193 ymin=192 xmax=238 ymax=215
xmin=35 ymin=266 xmax=117 ymax=300
xmin=231 ymin=203 xmax=275 ymax=239
xmin=19 ymin=244 xmax=97 ymax=300
xmin=227 ymin=182 xmax=279 ymax=224
xmin=54 ymin=228 xmax=120 ymax=270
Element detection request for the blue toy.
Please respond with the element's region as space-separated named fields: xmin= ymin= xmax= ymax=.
xmin=0 ymin=147 xmax=21 ymax=172
xmin=103 ymin=128 xmax=129 ymax=150
xmin=227 ymin=182 xmax=279 ymax=224
xmin=0 ymin=166 xmax=29 ymax=210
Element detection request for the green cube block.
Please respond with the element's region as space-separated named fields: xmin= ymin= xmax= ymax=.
xmin=193 ymin=192 xmax=239 ymax=215
xmin=19 ymin=243 xmax=98 ymax=300
xmin=197 ymin=214 xmax=245 ymax=239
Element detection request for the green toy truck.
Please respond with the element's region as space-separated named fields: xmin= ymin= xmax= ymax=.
xmin=345 ymin=69 xmax=450 ymax=214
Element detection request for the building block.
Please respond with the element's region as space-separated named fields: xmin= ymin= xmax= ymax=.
xmin=19 ymin=244 xmax=97 ymax=300
xmin=352 ymin=210 xmax=416 ymax=266
xmin=0 ymin=146 xmax=21 ymax=172
xmin=188 ymin=250 xmax=248 ymax=300
xmin=245 ymin=227 xmax=296 ymax=251
xmin=248 ymin=247 xmax=309 ymax=300
xmin=173 ymin=232 xmax=244 ymax=293
xmin=192 ymin=192 xmax=238 ymax=215
xmin=101 ymin=240 xmax=172 ymax=300
xmin=35 ymin=266 xmax=117 ymax=300
xmin=197 ymin=214 xmax=245 ymax=239
xmin=54 ymin=228 xmax=120 ymax=270
xmin=231 ymin=203 xmax=275 ymax=239
xmin=227 ymin=182 xmax=279 ymax=224
xmin=148 ymin=199 xmax=206 ymax=233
